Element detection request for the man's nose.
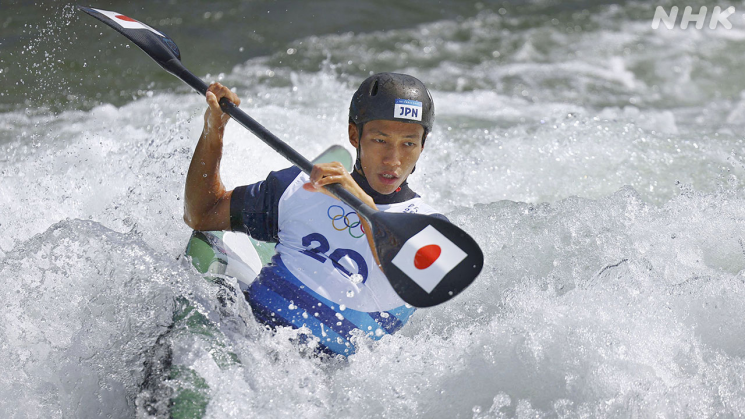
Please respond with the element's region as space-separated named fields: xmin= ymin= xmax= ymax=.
xmin=381 ymin=145 xmax=401 ymax=166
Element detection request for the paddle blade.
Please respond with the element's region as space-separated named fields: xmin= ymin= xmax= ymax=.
xmin=78 ymin=6 xmax=182 ymax=71
xmin=311 ymin=145 xmax=353 ymax=172
xmin=370 ymin=212 xmax=483 ymax=307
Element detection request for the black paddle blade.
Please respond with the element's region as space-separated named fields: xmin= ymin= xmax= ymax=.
xmin=370 ymin=212 xmax=483 ymax=308
xmin=78 ymin=7 xmax=182 ymax=73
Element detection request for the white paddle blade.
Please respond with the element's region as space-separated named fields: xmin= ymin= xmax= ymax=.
xmin=311 ymin=145 xmax=353 ymax=172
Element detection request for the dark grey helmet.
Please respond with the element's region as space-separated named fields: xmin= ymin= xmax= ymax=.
xmin=349 ymin=72 xmax=435 ymax=133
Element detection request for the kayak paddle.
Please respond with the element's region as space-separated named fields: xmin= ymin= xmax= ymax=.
xmin=77 ymin=6 xmax=484 ymax=307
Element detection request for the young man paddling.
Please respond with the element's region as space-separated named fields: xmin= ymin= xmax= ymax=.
xmin=184 ymin=73 xmax=448 ymax=356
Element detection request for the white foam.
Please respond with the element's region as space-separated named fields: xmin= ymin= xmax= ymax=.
xmin=2 ymin=3 xmax=745 ymax=417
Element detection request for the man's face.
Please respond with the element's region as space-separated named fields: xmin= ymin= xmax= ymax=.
xmin=349 ymin=119 xmax=425 ymax=195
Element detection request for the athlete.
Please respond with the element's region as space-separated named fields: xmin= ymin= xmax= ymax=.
xmin=184 ymin=73 xmax=448 ymax=356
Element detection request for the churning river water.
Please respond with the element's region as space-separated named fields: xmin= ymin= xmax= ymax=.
xmin=2 ymin=0 xmax=745 ymax=417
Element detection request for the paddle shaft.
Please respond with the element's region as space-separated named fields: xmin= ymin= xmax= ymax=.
xmin=166 ymin=59 xmax=376 ymax=221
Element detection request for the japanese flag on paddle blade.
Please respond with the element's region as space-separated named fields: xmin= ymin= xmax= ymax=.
xmin=90 ymin=8 xmax=165 ymax=37
xmin=391 ymin=225 xmax=468 ymax=293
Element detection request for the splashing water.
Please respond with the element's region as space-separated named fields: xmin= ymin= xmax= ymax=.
xmin=3 ymin=1 xmax=745 ymax=417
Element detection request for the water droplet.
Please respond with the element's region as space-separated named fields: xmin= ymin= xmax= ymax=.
xmin=350 ymin=274 xmax=363 ymax=284
xmin=346 ymin=290 xmax=355 ymax=298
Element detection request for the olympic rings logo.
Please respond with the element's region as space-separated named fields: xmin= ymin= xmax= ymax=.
xmin=327 ymin=205 xmax=365 ymax=238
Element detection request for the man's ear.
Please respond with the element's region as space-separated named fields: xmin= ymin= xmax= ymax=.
xmin=348 ymin=123 xmax=359 ymax=148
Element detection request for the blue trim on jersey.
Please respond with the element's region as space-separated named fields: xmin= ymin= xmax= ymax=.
xmin=245 ymin=255 xmax=417 ymax=355
xmin=247 ymin=282 xmax=351 ymax=354
xmin=370 ymin=312 xmax=404 ymax=334
xmin=258 ymin=273 xmax=360 ymax=338
xmin=387 ymin=304 xmax=416 ymax=323
xmin=246 ymin=298 xmax=335 ymax=355
xmin=272 ymin=257 xmax=415 ymax=337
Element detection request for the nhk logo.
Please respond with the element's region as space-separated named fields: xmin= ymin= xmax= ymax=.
xmin=652 ymin=6 xmax=736 ymax=29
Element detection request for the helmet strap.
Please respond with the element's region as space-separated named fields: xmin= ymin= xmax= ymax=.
xmin=410 ymin=129 xmax=427 ymax=174
xmin=354 ymin=152 xmax=364 ymax=176
xmin=354 ymin=123 xmax=366 ymax=177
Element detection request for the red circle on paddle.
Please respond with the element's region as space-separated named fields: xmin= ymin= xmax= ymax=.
xmin=414 ymin=244 xmax=441 ymax=270
xmin=115 ymin=15 xmax=137 ymax=22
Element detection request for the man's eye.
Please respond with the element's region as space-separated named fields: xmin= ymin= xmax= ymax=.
xmin=373 ymin=138 xmax=384 ymax=143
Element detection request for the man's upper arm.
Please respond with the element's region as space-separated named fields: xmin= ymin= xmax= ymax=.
xmin=188 ymin=190 xmax=233 ymax=231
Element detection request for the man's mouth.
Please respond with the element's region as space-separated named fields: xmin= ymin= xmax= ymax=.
xmin=378 ymin=172 xmax=399 ymax=185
